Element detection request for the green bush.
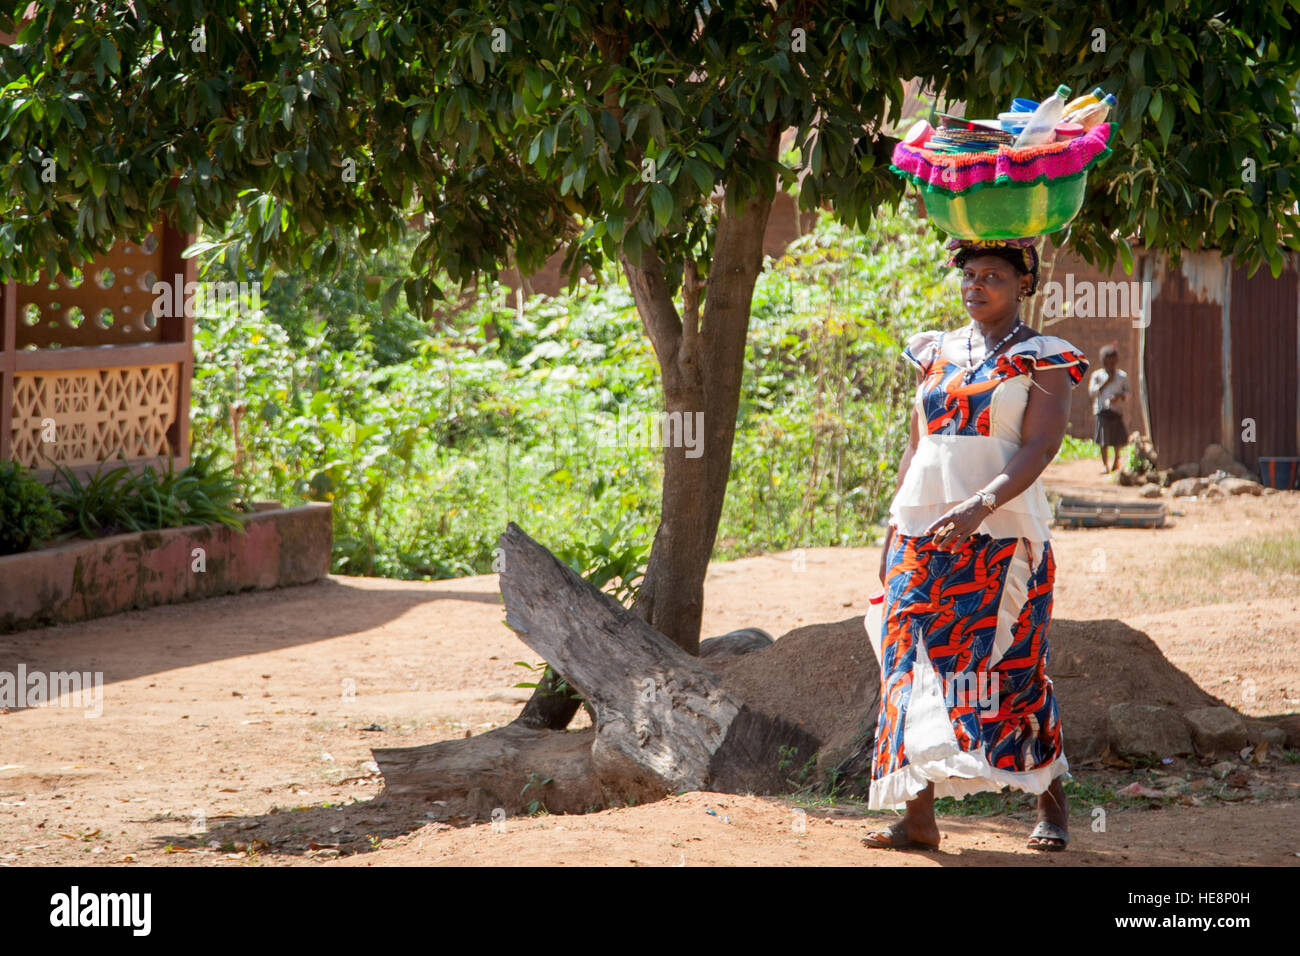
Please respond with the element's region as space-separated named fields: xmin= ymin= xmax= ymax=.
xmin=0 ymin=460 xmax=62 ymax=555
xmin=48 ymin=454 xmax=248 ymax=542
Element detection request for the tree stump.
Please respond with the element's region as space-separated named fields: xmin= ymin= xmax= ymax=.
xmin=373 ymin=523 xmax=851 ymax=817
xmin=494 ymin=523 xmax=819 ymax=806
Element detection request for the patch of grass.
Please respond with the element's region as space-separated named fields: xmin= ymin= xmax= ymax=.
xmin=1127 ymin=530 xmax=1300 ymax=610
xmin=847 ymin=774 xmax=1162 ymax=821
xmin=1054 ymin=434 xmax=1098 ymax=463
xmin=927 ymin=789 xmax=1038 ymax=818
xmin=787 ymin=789 xmax=847 ymax=811
xmin=1207 ymin=530 xmax=1300 ymax=577
xmin=1063 ymin=775 xmax=1129 ymax=807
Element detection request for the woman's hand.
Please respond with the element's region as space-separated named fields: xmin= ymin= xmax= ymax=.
xmin=924 ymin=496 xmax=990 ymax=551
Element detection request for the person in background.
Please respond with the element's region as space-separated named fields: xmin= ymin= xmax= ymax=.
xmin=1088 ymin=343 xmax=1129 ymax=474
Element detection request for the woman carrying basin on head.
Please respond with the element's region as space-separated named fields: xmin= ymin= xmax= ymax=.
xmin=863 ymin=236 xmax=1088 ymax=853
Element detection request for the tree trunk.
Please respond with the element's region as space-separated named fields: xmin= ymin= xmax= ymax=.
xmin=514 ymin=664 xmax=584 ymax=730
xmin=621 ymin=168 xmax=779 ymax=656
xmin=511 ymin=158 xmax=778 ymax=726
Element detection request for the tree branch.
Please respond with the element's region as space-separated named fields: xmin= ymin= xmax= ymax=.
xmin=620 ymin=248 xmax=683 ymax=371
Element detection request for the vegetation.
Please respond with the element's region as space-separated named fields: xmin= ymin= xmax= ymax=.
xmin=0 ymin=199 xmax=1118 ymax=567
xmin=0 ymin=459 xmax=61 ymax=554
xmin=183 ymin=205 xmax=973 ymax=577
xmin=0 ymin=454 xmax=247 ymax=554
xmin=49 ymin=452 xmax=247 ymax=539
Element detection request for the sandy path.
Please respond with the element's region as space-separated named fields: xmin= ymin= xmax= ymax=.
xmin=339 ymin=791 xmax=1300 ymax=867
xmin=1 ymin=459 xmax=1297 ymax=866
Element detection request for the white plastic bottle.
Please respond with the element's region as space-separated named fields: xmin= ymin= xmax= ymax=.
xmin=1013 ymin=84 xmax=1072 ymax=148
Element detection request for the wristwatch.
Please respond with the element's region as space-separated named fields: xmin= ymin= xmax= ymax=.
xmin=974 ymin=489 xmax=997 ymax=513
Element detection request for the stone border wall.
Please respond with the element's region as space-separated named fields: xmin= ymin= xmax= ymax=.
xmin=0 ymin=502 xmax=331 ymax=632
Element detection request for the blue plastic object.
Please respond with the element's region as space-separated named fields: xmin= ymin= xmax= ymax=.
xmin=1011 ymin=97 xmax=1039 ymax=113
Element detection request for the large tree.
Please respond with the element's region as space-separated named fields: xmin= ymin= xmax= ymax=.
xmin=4 ymin=1 xmax=1299 ymax=725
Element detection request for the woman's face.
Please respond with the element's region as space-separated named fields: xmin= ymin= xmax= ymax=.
xmin=960 ymin=254 xmax=1030 ymax=322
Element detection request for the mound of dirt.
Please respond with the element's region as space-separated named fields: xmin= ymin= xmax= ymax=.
xmin=706 ymin=613 xmax=1263 ymax=797
xmin=706 ymin=617 xmax=877 ymax=783
xmin=1046 ymin=618 xmax=1230 ymax=761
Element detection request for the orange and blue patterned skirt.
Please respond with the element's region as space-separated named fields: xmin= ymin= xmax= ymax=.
xmin=870 ymin=529 xmax=1067 ymax=809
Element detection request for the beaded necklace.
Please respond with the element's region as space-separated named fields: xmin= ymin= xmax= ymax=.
xmin=962 ymin=318 xmax=1023 ymax=384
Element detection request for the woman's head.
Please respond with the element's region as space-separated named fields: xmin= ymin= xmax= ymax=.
xmin=948 ymin=239 xmax=1039 ymax=323
xmin=1100 ymin=343 xmax=1119 ymax=371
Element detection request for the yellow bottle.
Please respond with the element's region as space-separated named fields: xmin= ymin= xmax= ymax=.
xmin=1063 ymin=87 xmax=1106 ymax=119
xmin=1071 ymin=93 xmax=1117 ymax=130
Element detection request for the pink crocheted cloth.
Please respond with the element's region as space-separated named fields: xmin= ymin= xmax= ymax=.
xmin=891 ymin=123 xmax=1114 ymax=196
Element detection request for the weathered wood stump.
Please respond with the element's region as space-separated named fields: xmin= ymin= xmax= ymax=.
xmin=373 ymin=723 xmax=603 ymax=815
xmin=373 ymin=523 xmax=865 ymax=818
xmin=497 ymin=523 xmax=820 ymax=805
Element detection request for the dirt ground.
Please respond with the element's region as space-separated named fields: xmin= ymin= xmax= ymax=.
xmin=1 ymin=457 xmax=1298 ymax=867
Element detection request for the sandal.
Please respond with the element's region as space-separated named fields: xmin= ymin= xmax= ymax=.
xmin=861 ymin=821 xmax=940 ymax=851
xmin=1026 ymin=820 xmax=1070 ymax=852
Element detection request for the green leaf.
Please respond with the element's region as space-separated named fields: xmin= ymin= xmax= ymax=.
xmin=1155 ymin=105 xmax=1173 ymax=150
xmin=63 ymin=97 xmax=85 ymax=130
xmin=412 ymin=109 xmax=431 ymax=146
xmin=1213 ymin=203 xmax=1231 ymax=237
xmin=1116 ymin=238 xmax=1134 ymax=275
xmin=1141 ymin=206 xmax=1155 ymax=241
xmin=381 ymin=278 xmax=402 ymax=316
xmin=598 ymin=110 xmax=621 ymax=151
xmin=99 ymin=37 xmax=120 ymax=76
xmin=685 ymin=158 xmax=713 ymax=194
xmin=1129 ymin=47 xmax=1145 ymax=83
xmin=1267 ymin=247 xmax=1284 ymax=279
xmin=649 ymin=183 xmax=672 ymax=229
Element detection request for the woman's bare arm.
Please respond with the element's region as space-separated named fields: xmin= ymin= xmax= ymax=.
xmin=879 ymin=373 xmax=924 ymax=582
